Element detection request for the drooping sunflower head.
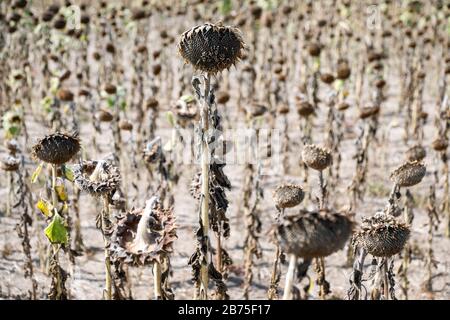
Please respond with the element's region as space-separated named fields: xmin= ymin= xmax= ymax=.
xmin=278 ymin=209 xmax=353 ymax=259
xmin=301 ymin=144 xmax=332 ymax=171
xmin=390 ymin=161 xmax=426 ymax=187
xmin=110 ymin=196 xmax=177 ymax=266
xmin=273 ymin=184 xmax=305 ymax=209
xmin=73 ymin=160 xmax=120 ymax=197
xmin=406 ymin=145 xmax=426 ymax=162
xmin=353 ymin=212 xmax=410 ymax=257
xmin=32 ymin=132 xmax=80 ymax=165
xmin=178 ymin=23 xmax=245 ymax=74
xmin=1 ymin=156 xmax=20 ymax=172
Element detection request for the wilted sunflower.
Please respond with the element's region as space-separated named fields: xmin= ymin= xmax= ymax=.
xmin=110 ymin=197 xmax=177 ymax=266
xmin=4 ymin=139 xmax=19 ymax=155
xmin=320 ymin=72 xmax=335 ymax=84
xmin=32 ymin=132 xmax=80 ymax=165
xmin=336 ymin=60 xmax=351 ymax=80
xmin=178 ymin=23 xmax=245 ymax=74
xmin=296 ymin=100 xmax=315 ymax=117
xmin=273 ymin=184 xmax=305 ymax=209
xmin=406 ymin=145 xmax=426 ymax=162
xmin=119 ymin=119 xmax=133 ymax=131
xmin=143 ymin=137 xmax=162 ymax=164
xmin=390 ymin=161 xmax=426 ymax=187
xmin=247 ymin=102 xmax=268 ymax=118
xmin=353 ymin=212 xmax=410 ymax=257
xmin=73 ymin=160 xmax=120 ymax=196
xmin=1 ymin=156 xmax=19 ymax=171
xmin=359 ymin=106 xmax=380 ymax=119
xmin=174 ymin=96 xmax=198 ymax=124
xmin=57 ymin=89 xmax=74 ymax=102
xmin=96 ymin=109 xmax=114 ymax=122
xmin=301 ymin=144 xmax=332 ymax=171
xmin=278 ymin=209 xmax=353 ymax=259
xmin=431 ymin=137 xmax=448 ymax=152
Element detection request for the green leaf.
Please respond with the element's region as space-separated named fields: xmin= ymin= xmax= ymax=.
xmin=31 ymin=162 xmax=44 ymax=183
xmin=220 ymin=0 xmax=232 ymax=15
xmin=313 ymin=57 xmax=321 ymax=71
xmin=55 ymin=185 xmax=68 ymax=202
xmin=6 ymin=126 xmax=20 ymax=139
xmin=62 ymin=203 xmax=69 ymax=215
xmin=62 ymin=165 xmax=74 ymax=182
xmin=40 ymin=96 xmax=53 ymax=113
xmin=50 ymin=77 xmax=59 ymax=95
xmin=107 ymin=96 xmax=115 ymax=107
xmin=180 ymin=94 xmax=195 ymax=104
xmin=44 ymin=213 xmax=68 ymax=245
xmin=119 ymin=99 xmax=127 ymax=111
xmin=165 ymin=111 xmax=175 ymax=127
xmin=37 ymin=198 xmax=53 ymax=217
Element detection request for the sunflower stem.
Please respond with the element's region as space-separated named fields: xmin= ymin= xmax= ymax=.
xmin=51 ymin=164 xmax=58 ymax=210
xmin=216 ymin=232 xmax=222 ymax=272
xmin=383 ymin=258 xmax=389 ymax=300
xmin=317 ymin=257 xmax=329 ymax=299
xmin=102 ymin=195 xmax=112 ymax=300
xmin=6 ymin=171 xmax=12 ymax=216
xmin=283 ymin=253 xmax=297 ymax=300
xmin=50 ymin=164 xmax=64 ymax=299
xmin=199 ymin=73 xmax=211 ymax=300
xmin=153 ymin=261 xmax=162 ymax=300
xmin=318 ymin=170 xmax=326 ymax=209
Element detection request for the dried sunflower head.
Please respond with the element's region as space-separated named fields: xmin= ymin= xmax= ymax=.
xmin=217 ymin=91 xmax=230 ymax=104
xmin=53 ymin=16 xmax=66 ymax=29
xmin=57 ymin=89 xmax=74 ymax=102
xmin=276 ymin=104 xmax=289 ymax=115
xmin=32 ymin=132 xmax=80 ymax=164
xmin=1 ymin=156 xmax=19 ymax=171
xmin=178 ymin=23 xmax=245 ymax=74
xmin=131 ymin=8 xmax=147 ymax=21
xmin=336 ymin=60 xmax=351 ymax=80
xmin=374 ymin=77 xmax=386 ymax=89
xmin=337 ymin=101 xmax=350 ymax=111
xmin=278 ymin=209 xmax=353 ymax=259
xmin=119 ymin=119 xmax=133 ymax=131
xmin=320 ymin=72 xmax=335 ymax=84
xmin=359 ymin=106 xmax=380 ymax=119
xmin=42 ymin=10 xmax=54 ymax=22
xmin=390 ymin=161 xmax=426 ymax=187
xmin=301 ymin=144 xmax=332 ymax=171
xmin=431 ymin=137 xmax=448 ymax=152
xmin=104 ymin=84 xmax=117 ymax=95
xmin=146 ymin=97 xmax=159 ymax=110
xmin=4 ymin=139 xmax=19 ymax=155
xmin=73 ymin=160 xmax=120 ymax=196
xmin=296 ymin=100 xmax=315 ymax=117
xmin=273 ymin=184 xmax=305 ymax=209
xmin=174 ymin=96 xmax=198 ymax=125
xmin=143 ymin=137 xmax=162 ymax=164
xmin=247 ymin=103 xmax=267 ymax=118
xmin=307 ymin=42 xmax=321 ymax=57
xmin=110 ymin=196 xmax=177 ymax=266
xmin=406 ymin=145 xmax=426 ymax=162
xmin=353 ymin=212 xmax=410 ymax=257
xmin=96 ymin=109 xmax=114 ymax=122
